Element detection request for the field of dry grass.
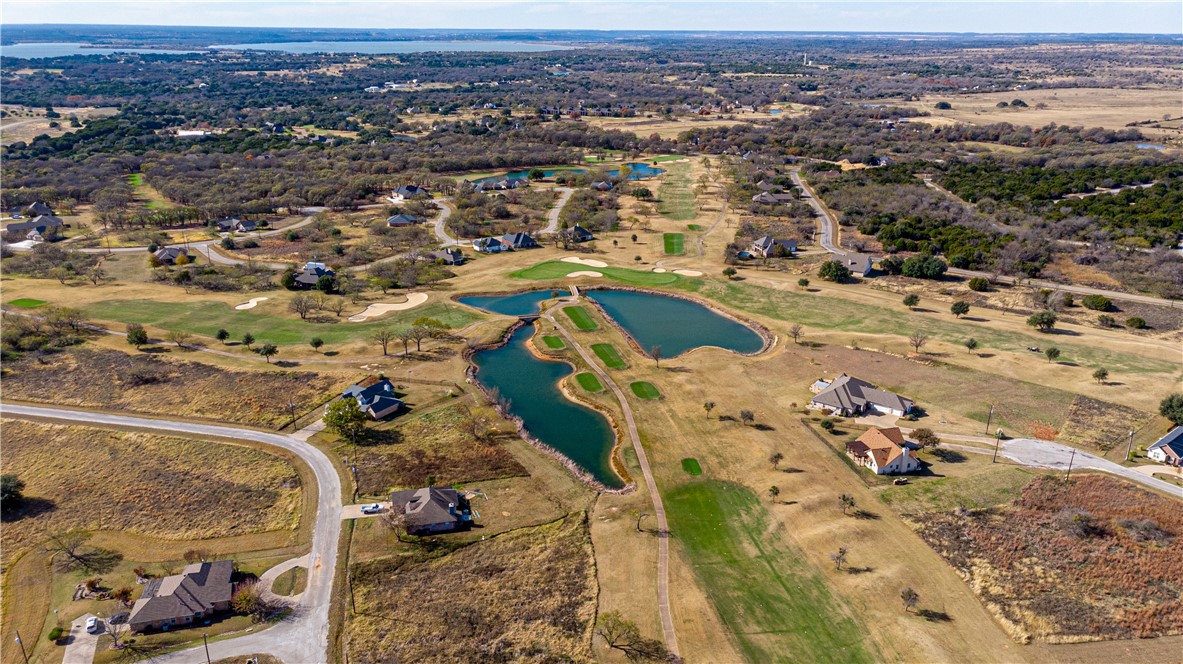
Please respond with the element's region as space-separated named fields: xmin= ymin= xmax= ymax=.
xmin=1 ymin=346 xmax=349 ymax=428
xmin=347 ymin=513 xmax=596 ymax=663
xmin=0 ymin=104 xmax=118 ymax=146
xmin=914 ymin=474 xmax=1182 ymax=643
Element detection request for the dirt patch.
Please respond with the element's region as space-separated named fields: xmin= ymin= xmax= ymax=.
xmin=1058 ymin=396 xmax=1156 ymax=452
xmin=1 ymin=346 xmax=347 ymax=428
xmin=347 ymin=513 xmax=595 ymax=662
xmin=913 ymin=474 xmax=1183 ymax=643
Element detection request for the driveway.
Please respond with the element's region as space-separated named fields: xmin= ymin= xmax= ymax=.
xmin=61 ymin=614 xmax=100 ymax=664
xmin=540 ymin=187 xmax=574 ymax=235
xmin=341 ymin=501 xmax=391 ymax=519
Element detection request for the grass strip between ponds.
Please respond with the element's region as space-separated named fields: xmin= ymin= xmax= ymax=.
xmin=591 ymin=343 xmax=626 ymax=368
xmin=564 ymin=306 xmax=598 ymax=330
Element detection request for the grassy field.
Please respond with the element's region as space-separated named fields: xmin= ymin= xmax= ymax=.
xmin=2 ymin=346 xmax=348 ymax=428
xmin=7 ymin=298 xmax=45 ymax=308
xmin=591 ymin=343 xmax=626 ymax=368
xmin=878 ymin=458 xmax=1035 ymax=514
xmin=80 ymin=298 xmax=481 ymax=348
xmin=681 ymin=457 xmax=703 ymax=476
xmin=574 ymin=372 xmax=603 ymax=392
xmin=271 ymin=566 xmax=308 ymax=596
xmin=630 ymin=381 xmax=661 ymax=399
xmin=347 ymin=514 xmax=596 ymax=662
xmin=657 ymin=161 xmax=697 ymax=221
xmin=564 ymin=306 xmax=598 ymax=330
xmin=664 ymin=232 xmax=685 ymax=255
xmin=512 ymin=261 xmax=682 ymax=286
xmin=665 ymin=480 xmax=873 ymax=663
xmin=541 ymin=335 xmax=565 ymax=349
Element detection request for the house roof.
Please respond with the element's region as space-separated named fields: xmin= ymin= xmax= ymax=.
xmin=129 ymin=561 xmax=233 ymax=626
xmin=154 ymin=247 xmax=188 ymax=261
xmin=390 ymin=487 xmax=463 ymax=528
xmin=834 ymin=251 xmax=874 ymax=272
xmin=811 ymin=374 xmax=914 ymax=413
xmin=25 ymin=202 xmax=54 ymax=216
xmin=857 ymin=426 xmax=908 ymax=449
xmin=571 ymin=225 xmax=594 ymax=239
xmin=214 ymin=217 xmax=241 ymax=229
xmin=6 ymin=215 xmax=64 ymax=233
xmin=502 ymin=232 xmax=536 ymax=247
xmin=854 ymin=427 xmax=914 ymax=467
xmin=752 ymin=192 xmax=794 ymax=204
xmin=753 ymin=236 xmax=797 ymax=253
xmin=394 ymin=185 xmax=429 ymax=197
xmin=1149 ymin=427 xmax=1183 ymax=458
xmin=432 ymin=249 xmax=463 ymax=264
xmin=386 ymin=214 xmax=424 ymax=225
xmin=344 ymin=378 xmax=403 ymax=415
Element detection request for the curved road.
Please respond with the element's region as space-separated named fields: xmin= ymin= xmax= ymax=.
xmin=791 ymin=168 xmax=1179 ymax=308
xmin=0 ymin=403 xmax=343 ymax=664
xmin=543 ymin=305 xmax=681 ymax=658
xmin=540 ymin=187 xmax=575 ymax=235
xmin=430 ymin=198 xmax=458 ymax=246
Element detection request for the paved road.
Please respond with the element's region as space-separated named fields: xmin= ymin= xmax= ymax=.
xmin=61 ymin=613 xmax=100 ymax=664
xmin=430 ymin=198 xmax=458 ymax=247
xmin=943 ymin=438 xmax=1181 ymax=496
xmin=793 ymin=169 xmax=1179 ymax=308
xmin=543 ymin=307 xmax=681 ymax=658
xmin=540 ymin=186 xmax=575 ymax=235
xmin=0 ymin=403 xmax=343 ymax=664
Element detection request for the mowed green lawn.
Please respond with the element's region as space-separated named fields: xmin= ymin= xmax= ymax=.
xmin=541 ymin=335 xmax=565 ymax=349
xmin=630 ymin=381 xmax=660 ymax=399
xmin=591 ymin=343 xmax=626 ymax=368
xmin=574 ymin=372 xmax=603 ymax=392
xmin=681 ymin=458 xmax=703 ymax=476
xmin=663 ymin=233 xmax=685 ymax=255
xmin=7 ymin=298 xmax=47 ymax=308
xmin=513 ymin=261 xmax=681 ymax=286
xmin=656 ymin=161 xmax=697 ymax=221
xmin=665 ymin=480 xmax=874 ymax=663
xmin=564 ymin=306 xmax=598 ymax=331
xmin=80 ymin=299 xmax=481 ymax=347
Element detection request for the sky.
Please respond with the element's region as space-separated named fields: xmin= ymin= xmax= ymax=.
xmin=2 ymin=1 xmax=1180 ymax=34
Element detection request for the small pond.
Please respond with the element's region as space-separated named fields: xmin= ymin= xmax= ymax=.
xmin=587 ymin=289 xmax=765 ymax=357
xmin=473 ymin=325 xmax=621 ymax=488
xmin=458 ymin=289 xmax=571 ymax=317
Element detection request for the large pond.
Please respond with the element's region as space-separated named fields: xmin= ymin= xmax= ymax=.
xmin=209 ymin=40 xmax=571 ymax=54
xmin=471 ymin=162 xmax=665 ymax=186
xmin=473 ymin=325 xmax=621 ymax=488
xmin=465 ymin=289 xmax=764 ymax=486
xmin=587 ymin=289 xmax=765 ymax=357
xmin=1 ymin=42 xmax=200 ymax=58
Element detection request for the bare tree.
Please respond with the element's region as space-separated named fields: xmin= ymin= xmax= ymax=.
xmin=769 ymin=452 xmax=784 ymax=468
xmin=838 ymin=494 xmax=856 ymax=516
xmin=371 ymin=329 xmax=395 ymax=355
xmin=397 ymin=328 xmax=414 ymax=355
xmin=595 ymin=611 xmax=674 ymax=662
xmin=382 ymin=508 xmax=408 ymax=541
xmin=901 ymin=587 xmax=920 ymax=613
xmin=289 ymin=294 xmax=316 ymax=320
xmin=327 ymin=298 xmax=347 ymax=317
xmin=831 ymin=547 xmax=848 ymax=571
xmin=908 ymin=329 xmax=929 ymax=353
xmin=789 ymin=324 xmax=803 ymax=344
xmin=408 ymin=325 xmax=430 ymax=351
xmin=85 ymin=265 xmax=106 ymax=286
xmin=43 ymin=529 xmax=93 ymax=570
xmin=651 ymin=345 xmax=663 ymax=367
xmin=166 ymin=329 xmax=192 ymax=348
xmin=703 ymin=401 xmax=716 ymax=418
xmin=739 ymin=409 xmax=755 ymax=426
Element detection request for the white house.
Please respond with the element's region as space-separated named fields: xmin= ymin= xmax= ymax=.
xmin=846 ymin=427 xmax=921 ymax=475
xmin=1147 ymin=427 xmax=1183 ymax=466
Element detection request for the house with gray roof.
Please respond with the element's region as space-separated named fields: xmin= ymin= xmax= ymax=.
xmin=24 ymin=201 xmax=54 ymax=217
xmin=809 ymin=373 xmax=914 ymax=417
xmin=1147 ymin=427 xmax=1183 ymax=467
xmin=473 ymin=236 xmax=508 ymax=253
xmin=343 ymin=377 xmax=403 ymax=419
xmin=294 ymin=261 xmax=334 ymax=289
xmin=834 ymin=251 xmax=874 ymax=277
xmin=128 ymin=561 xmax=234 ymax=633
xmin=501 ymin=232 xmax=538 ymax=250
xmin=4 ymin=215 xmax=64 ymax=241
xmin=389 ymin=487 xmax=473 ymax=535
xmin=752 ymin=192 xmax=795 ymax=205
xmin=386 ymin=214 xmax=424 ymax=227
xmin=432 ymin=248 xmax=465 ymax=266
xmin=751 ymin=236 xmax=797 ymax=258
xmin=154 ymin=247 xmax=189 ymax=265
xmin=390 ymin=185 xmax=430 ymax=202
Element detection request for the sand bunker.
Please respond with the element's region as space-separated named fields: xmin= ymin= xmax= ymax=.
xmin=235 ymin=297 xmax=269 ymax=310
xmin=560 ymin=256 xmax=609 ymax=268
xmin=566 ymin=270 xmax=603 ymax=278
xmin=673 ymin=269 xmax=703 ymax=276
xmin=348 ymin=293 xmax=429 ymax=321
xmin=651 ymin=268 xmax=667 ymax=273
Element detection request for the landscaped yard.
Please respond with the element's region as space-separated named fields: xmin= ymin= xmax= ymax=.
xmin=663 ymin=232 xmax=685 ymax=255
xmin=574 ymin=372 xmax=603 ymax=392
xmin=591 ymin=343 xmax=626 ymax=368
xmin=564 ymin=306 xmax=598 ymax=331
xmin=630 ymin=381 xmax=661 ymax=399
xmin=541 ymin=335 xmax=565 ymax=349
xmin=512 ymin=261 xmax=681 ymax=286
xmin=665 ymin=480 xmax=873 ymax=663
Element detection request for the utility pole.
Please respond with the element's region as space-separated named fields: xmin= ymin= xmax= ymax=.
xmin=984 ymin=404 xmax=994 ymax=435
xmin=14 ymin=632 xmax=30 ymax=664
xmin=203 ymin=633 xmax=211 ymax=664
xmin=992 ymin=430 xmax=1001 ymax=463
xmin=1065 ymin=448 xmax=1077 ymax=481
xmin=1125 ymin=429 xmax=1135 ymax=461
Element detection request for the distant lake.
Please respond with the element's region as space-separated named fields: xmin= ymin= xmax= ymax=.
xmin=209 ymin=40 xmax=572 ymax=54
xmin=1 ymin=42 xmax=200 ymax=59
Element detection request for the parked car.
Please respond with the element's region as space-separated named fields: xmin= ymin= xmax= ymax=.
xmin=10 ymin=214 xmax=22 ymax=219
xmin=85 ymin=616 xmax=101 ymax=633
xmin=360 ymin=503 xmax=382 ymax=514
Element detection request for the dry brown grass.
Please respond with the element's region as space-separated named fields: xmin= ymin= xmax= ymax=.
xmin=347 ymin=513 xmax=595 ymax=663
xmin=914 ymin=475 xmax=1182 ymax=643
xmin=1 ymin=346 xmax=348 ymax=428
xmin=0 ymin=419 xmax=303 ymax=567
xmin=1058 ymin=396 xmax=1156 ymax=452
xmin=0 ymin=104 xmax=118 ymax=146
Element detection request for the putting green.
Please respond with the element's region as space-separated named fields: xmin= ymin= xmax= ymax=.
xmin=630 ymin=381 xmax=660 ymax=399
xmin=681 ymin=457 xmax=703 ymax=476
xmin=8 ymin=298 xmax=47 ymax=308
xmin=541 ymin=335 xmax=565 ymax=349
xmin=575 ymin=372 xmax=603 ymax=392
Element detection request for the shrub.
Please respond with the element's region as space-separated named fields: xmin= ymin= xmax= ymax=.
xmin=820 ymin=419 xmax=835 ymax=431
xmin=819 ymin=260 xmax=851 ymax=282
xmin=934 ymin=101 xmax=952 ymax=110
xmin=1125 ymin=317 xmax=1146 ymax=329
xmin=47 ymin=626 xmax=63 ymax=642
xmin=967 ymin=277 xmax=990 ymax=292
xmin=1082 ymin=294 xmax=1112 ymax=311
xmin=1160 ymin=393 xmax=1183 ymax=426
xmin=900 ymin=254 xmax=947 ymax=280
xmin=220 ymin=237 xmax=236 ymax=250
xmin=1026 ymin=311 xmax=1057 ymax=332
xmin=1097 ymin=314 xmax=1116 ymax=328
xmin=241 ymin=238 xmax=259 ymax=249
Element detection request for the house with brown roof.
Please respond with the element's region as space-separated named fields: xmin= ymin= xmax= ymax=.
xmin=846 ymin=427 xmax=921 ymax=475
xmin=128 ymin=560 xmax=234 ymax=633
xmin=809 ymin=373 xmax=914 ymax=417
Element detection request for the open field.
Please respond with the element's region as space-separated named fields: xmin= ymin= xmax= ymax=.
xmin=902 ymin=88 xmax=1183 ymax=140
xmin=878 ymin=455 xmax=1036 ymax=514
xmin=663 ymin=232 xmax=685 ymax=254
xmin=583 ymin=115 xmax=771 ymax=139
xmin=657 ymin=161 xmax=697 ymax=221
xmin=347 ymin=514 xmax=595 ymax=662
xmin=1 ymin=346 xmax=348 ymax=428
xmin=913 ymin=474 xmax=1183 ymax=643
xmin=0 ymin=104 xmax=118 ymax=146
xmin=563 ymin=305 xmax=598 ymax=330
xmin=512 ymin=261 xmax=683 ymax=286
xmin=574 ymin=372 xmax=603 ymax=392
xmin=666 ymin=480 xmax=873 ymax=663
xmin=590 ymin=342 xmax=626 ymax=369
xmin=349 ymin=402 xmax=528 ymax=496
